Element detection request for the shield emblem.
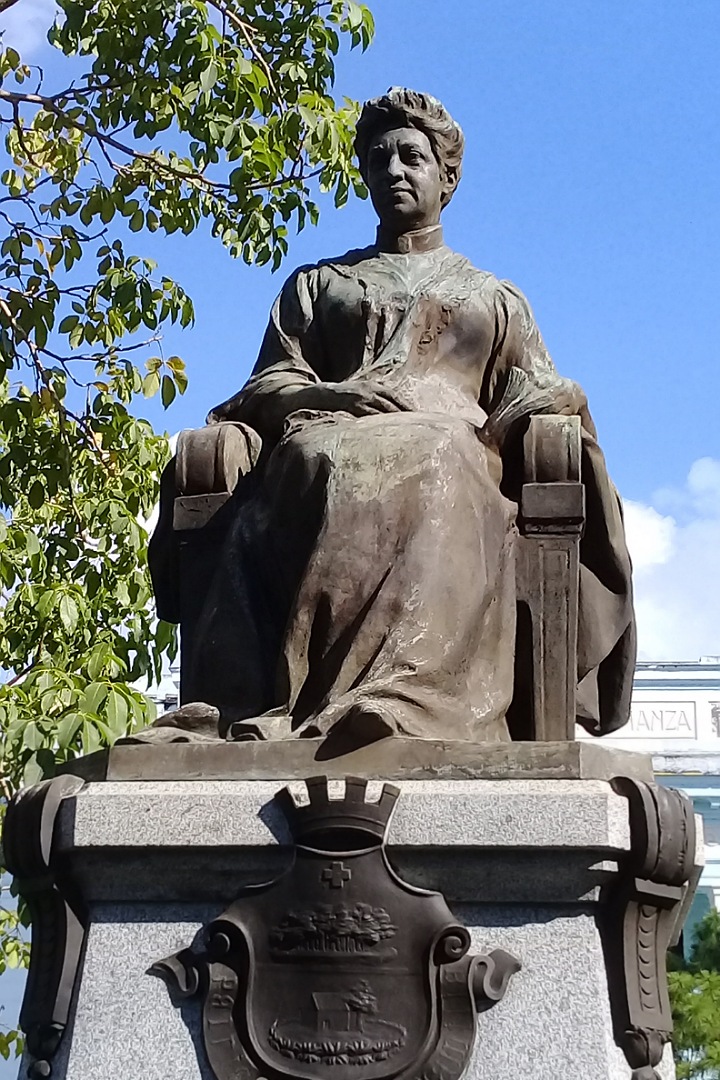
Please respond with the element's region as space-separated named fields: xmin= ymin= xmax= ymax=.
xmin=152 ymin=777 xmax=519 ymax=1080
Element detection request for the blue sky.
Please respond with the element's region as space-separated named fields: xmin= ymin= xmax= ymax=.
xmin=9 ymin=0 xmax=720 ymax=482
xmin=4 ymin=1 xmax=720 ymax=655
xmin=1 ymin=0 xmax=720 ymax=1060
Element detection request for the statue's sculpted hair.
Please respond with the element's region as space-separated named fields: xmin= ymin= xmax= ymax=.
xmin=355 ymin=88 xmax=464 ymax=207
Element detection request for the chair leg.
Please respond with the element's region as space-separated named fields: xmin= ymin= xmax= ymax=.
xmin=515 ymin=533 xmax=579 ymax=740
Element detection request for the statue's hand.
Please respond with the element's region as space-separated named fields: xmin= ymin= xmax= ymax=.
xmin=542 ymin=377 xmax=595 ymax=436
xmin=296 ymin=380 xmax=402 ymax=417
xmin=546 ymin=376 xmax=587 ymax=418
xmin=482 ymin=370 xmax=589 ymax=451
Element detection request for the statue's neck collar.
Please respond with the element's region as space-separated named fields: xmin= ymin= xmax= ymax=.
xmin=375 ymin=224 xmax=444 ymax=254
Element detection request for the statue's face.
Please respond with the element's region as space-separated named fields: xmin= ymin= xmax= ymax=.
xmin=365 ymin=126 xmax=443 ymax=233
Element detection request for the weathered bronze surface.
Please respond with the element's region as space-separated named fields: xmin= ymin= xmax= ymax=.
xmin=152 ymin=776 xmax=520 ymax=1080
xmin=145 ymin=88 xmax=635 ymax=752
xmin=60 ymin=738 xmax=655 ymax=784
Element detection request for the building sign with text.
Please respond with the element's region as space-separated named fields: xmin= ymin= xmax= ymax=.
xmin=583 ymin=693 xmax=720 ymax=745
xmin=617 ymin=702 xmax=698 ymax=740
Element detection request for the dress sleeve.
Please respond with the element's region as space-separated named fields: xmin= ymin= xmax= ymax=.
xmin=480 ymin=279 xmax=582 ymax=426
xmin=207 ymin=266 xmax=324 ymax=429
xmin=494 ymin=280 xmax=558 ymax=380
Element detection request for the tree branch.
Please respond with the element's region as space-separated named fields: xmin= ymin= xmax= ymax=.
xmin=0 ymin=89 xmax=319 ymax=200
xmin=0 ymin=88 xmax=231 ymax=193
xmin=0 ymin=296 xmax=111 ymax=477
xmin=205 ymin=0 xmax=280 ymax=102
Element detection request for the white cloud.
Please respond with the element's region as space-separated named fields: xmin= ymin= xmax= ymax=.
xmin=624 ymin=457 xmax=720 ymax=660
xmin=624 ymin=501 xmax=676 ymax=573
xmin=0 ymin=0 xmax=56 ymax=59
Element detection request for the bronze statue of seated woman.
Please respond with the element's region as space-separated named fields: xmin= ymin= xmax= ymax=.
xmin=142 ymin=88 xmax=635 ymax=752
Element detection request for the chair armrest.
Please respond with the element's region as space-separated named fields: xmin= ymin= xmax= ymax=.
xmin=521 ymin=415 xmax=584 ymax=537
xmin=176 ymin=422 xmax=262 ymax=497
xmin=173 ymin=422 xmax=261 ymax=531
xmin=524 ymin=414 xmax=581 ymax=484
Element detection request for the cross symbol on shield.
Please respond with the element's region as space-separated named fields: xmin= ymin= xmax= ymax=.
xmin=321 ymin=861 xmax=351 ymax=888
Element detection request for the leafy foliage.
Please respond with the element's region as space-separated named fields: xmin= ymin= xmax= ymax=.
xmin=0 ymin=0 xmax=373 ymax=790
xmin=670 ymin=910 xmax=720 ymax=1078
xmin=0 ymin=0 xmax=374 ymax=1055
xmin=687 ymin=907 xmax=720 ymax=972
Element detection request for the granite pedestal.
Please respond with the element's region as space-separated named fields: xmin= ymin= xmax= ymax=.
xmin=10 ymin=743 xmax=702 ymax=1080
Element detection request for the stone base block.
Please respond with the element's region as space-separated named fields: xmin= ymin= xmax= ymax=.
xmin=7 ymin=761 xmax=701 ymax=1080
xmin=60 ymin=738 xmax=655 ymax=784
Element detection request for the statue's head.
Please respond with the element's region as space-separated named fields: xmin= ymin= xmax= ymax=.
xmin=355 ymin=88 xmax=464 ymax=234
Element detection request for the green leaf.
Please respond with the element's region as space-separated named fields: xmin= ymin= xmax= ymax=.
xmin=80 ymin=682 xmax=108 ymax=715
xmin=27 ymin=482 xmax=44 ymax=510
xmin=22 ymin=721 xmax=43 ymax=751
xmin=57 ymin=712 xmax=82 ymax=747
xmin=174 ymin=369 xmax=188 ymax=394
xmin=81 ymin=720 xmax=103 ymax=755
xmin=668 ymin=911 xmax=720 ymax=1074
xmin=105 ymin=688 xmax=129 ymax=735
xmin=4 ymin=47 xmax=20 ymax=71
xmin=24 ymin=530 xmax=41 ymax=556
xmin=69 ymin=322 xmax=84 ymax=348
xmin=160 ymin=374 xmax=176 ymax=408
xmin=58 ymin=594 xmax=79 ymax=634
xmin=142 ymin=372 xmax=161 ymax=398
xmin=58 ymin=315 xmax=79 ymax=335
xmin=200 ymin=61 xmax=218 ymax=93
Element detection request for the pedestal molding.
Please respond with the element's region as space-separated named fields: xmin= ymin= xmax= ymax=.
xmin=3 ymin=775 xmax=87 ymax=1079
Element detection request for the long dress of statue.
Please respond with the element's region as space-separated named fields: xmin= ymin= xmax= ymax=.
xmin=148 ymin=89 xmax=635 ymax=750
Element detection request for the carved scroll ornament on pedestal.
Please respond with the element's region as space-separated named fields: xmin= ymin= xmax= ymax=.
xmin=601 ymin=779 xmax=697 ymax=1080
xmin=3 ymin=775 xmax=87 ymax=1080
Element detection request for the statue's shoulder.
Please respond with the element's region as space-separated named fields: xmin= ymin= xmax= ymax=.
xmin=319 ymin=245 xmax=378 ymax=270
xmin=440 ymin=248 xmax=502 ymax=288
xmin=284 ymin=245 xmax=378 ymax=283
xmin=492 ymin=276 xmax=536 ymax=318
xmin=438 ymin=247 xmax=524 ymax=294
xmin=455 ymin=264 xmax=534 ymax=313
xmin=270 ymin=247 xmax=378 ymax=304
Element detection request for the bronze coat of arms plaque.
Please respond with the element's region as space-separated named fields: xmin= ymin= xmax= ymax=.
xmin=152 ymin=777 xmax=520 ymax=1080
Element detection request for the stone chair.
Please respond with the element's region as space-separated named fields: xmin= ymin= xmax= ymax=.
xmin=150 ymin=414 xmax=585 ymax=742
